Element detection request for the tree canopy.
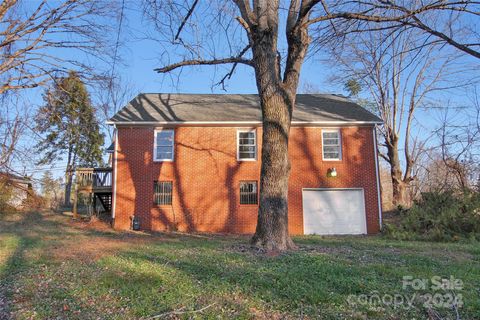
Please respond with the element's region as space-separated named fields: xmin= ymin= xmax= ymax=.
xmin=35 ymin=71 xmax=104 ymax=206
xmin=35 ymin=71 xmax=104 ymax=168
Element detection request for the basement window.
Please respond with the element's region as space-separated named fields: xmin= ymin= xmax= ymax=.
xmin=154 ymin=129 xmax=174 ymax=161
xmin=237 ymin=129 xmax=257 ymax=160
xmin=154 ymin=181 xmax=172 ymax=205
xmin=322 ymin=129 xmax=342 ymax=160
xmin=240 ymin=181 xmax=258 ymax=205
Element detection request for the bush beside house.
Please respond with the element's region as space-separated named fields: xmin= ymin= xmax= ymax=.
xmin=384 ymin=191 xmax=480 ymax=241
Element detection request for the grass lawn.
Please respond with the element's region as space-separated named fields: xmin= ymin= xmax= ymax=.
xmin=0 ymin=211 xmax=479 ymax=319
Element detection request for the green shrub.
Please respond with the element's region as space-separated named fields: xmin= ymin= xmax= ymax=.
xmin=384 ymin=191 xmax=480 ymax=241
xmin=382 ymin=223 xmax=417 ymax=240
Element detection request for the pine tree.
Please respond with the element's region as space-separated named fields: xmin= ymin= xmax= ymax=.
xmin=35 ymin=71 xmax=104 ymax=206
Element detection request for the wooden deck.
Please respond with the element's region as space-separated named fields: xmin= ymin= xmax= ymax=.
xmin=76 ymin=168 xmax=112 ymax=192
xmin=74 ymin=168 xmax=112 ymax=218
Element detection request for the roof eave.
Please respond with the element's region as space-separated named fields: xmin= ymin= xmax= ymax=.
xmin=106 ymin=120 xmax=383 ymax=126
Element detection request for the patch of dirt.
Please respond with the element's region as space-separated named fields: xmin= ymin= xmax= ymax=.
xmin=48 ymin=236 xmax=135 ymax=261
xmin=46 ymin=216 xmax=197 ymax=262
xmin=228 ymin=244 xmax=269 ymax=255
xmin=69 ymin=216 xmax=116 ymax=233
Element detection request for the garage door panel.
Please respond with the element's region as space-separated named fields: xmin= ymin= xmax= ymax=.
xmin=302 ymin=189 xmax=367 ymax=235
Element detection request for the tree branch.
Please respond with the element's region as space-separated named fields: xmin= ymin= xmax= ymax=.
xmin=233 ymin=0 xmax=255 ymax=27
xmin=213 ymin=44 xmax=252 ymax=90
xmin=307 ymin=11 xmax=411 ymax=26
xmin=306 ymin=1 xmax=480 ymax=59
xmin=405 ymin=16 xmax=480 ymax=59
xmin=0 ymin=0 xmax=116 ymax=94
xmin=155 ymin=56 xmax=253 ymax=73
xmin=174 ymin=0 xmax=199 ymax=41
xmin=286 ymin=0 xmax=301 ymax=33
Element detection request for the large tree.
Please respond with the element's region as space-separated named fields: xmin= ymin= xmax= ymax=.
xmin=329 ymin=26 xmax=467 ymax=207
xmin=143 ymin=0 xmax=479 ymax=250
xmin=0 ymin=0 xmax=116 ymax=94
xmin=35 ymin=71 xmax=104 ymax=206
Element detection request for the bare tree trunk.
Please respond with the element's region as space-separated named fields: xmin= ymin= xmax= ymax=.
xmin=251 ymin=93 xmax=296 ymax=251
xmin=248 ymin=12 xmax=303 ymax=250
xmin=386 ymin=138 xmax=410 ymax=207
xmin=64 ymin=169 xmax=73 ymax=207
xmin=391 ymin=174 xmax=409 ymax=208
xmin=64 ymin=147 xmax=74 ymax=206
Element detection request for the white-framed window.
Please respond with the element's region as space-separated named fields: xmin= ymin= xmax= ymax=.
xmin=237 ymin=129 xmax=257 ymax=161
xmin=322 ymin=129 xmax=342 ymax=160
xmin=154 ymin=129 xmax=174 ymax=161
xmin=240 ymin=181 xmax=258 ymax=205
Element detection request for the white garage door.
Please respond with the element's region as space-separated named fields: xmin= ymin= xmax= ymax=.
xmin=302 ymin=188 xmax=367 ymax=235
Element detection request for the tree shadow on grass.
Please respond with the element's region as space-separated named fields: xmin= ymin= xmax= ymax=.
xmin=1 ymin=212 xmax=476 ymax=319
xmin=0 ymin=211 xmax=146 ymax=319
xmin=109 ymin=241 xmax=480 ymax=319
xmin=105 ymin=244 xmax=382 ymax=318
xmin=0 ymin=212 xmax=68 ymax=318
xmin=0 ymin=211 xmax=248 ymax=318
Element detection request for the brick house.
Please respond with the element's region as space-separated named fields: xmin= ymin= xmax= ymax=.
xmin=107 ymin=93 xmax=383 ymax=235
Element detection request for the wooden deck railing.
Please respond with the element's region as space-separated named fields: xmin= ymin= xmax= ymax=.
xmin=76 ymin=167 xmax=112 ymax=192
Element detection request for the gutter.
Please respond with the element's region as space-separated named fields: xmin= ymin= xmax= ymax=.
xmin=111 ymin=125 xmax=118 ymax=221
xmin=372 ymin=125 xmax=383 ymax=230
xmin=106 ymin=120 xmax=383 ymax=126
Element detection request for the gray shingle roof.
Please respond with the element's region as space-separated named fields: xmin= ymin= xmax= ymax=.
xmin=108 ymin=93 xmax=382 ymax=124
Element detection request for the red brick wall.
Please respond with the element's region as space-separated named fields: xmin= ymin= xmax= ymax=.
xmin=112 ymin=126 xmax=381 ymax=234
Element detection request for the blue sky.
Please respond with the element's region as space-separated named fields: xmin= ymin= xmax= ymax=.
xmin=111 ymin=15 xmax=338 ymax=94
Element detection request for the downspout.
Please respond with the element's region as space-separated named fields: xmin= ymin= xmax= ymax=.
xmin=111 ymin=125 xmax=118 ymax=222
xmin=373 ymin=125 xmax=383 ymax=230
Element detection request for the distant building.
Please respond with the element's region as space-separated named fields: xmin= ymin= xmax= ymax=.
xmin=0 ymin=172 xmax=33 ymax=209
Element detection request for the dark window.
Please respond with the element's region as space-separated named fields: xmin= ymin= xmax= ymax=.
xmin=240 ymin=181 xmax=258 ymax=205
xmin=154 ymin=181 xmax=172 ymax=205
